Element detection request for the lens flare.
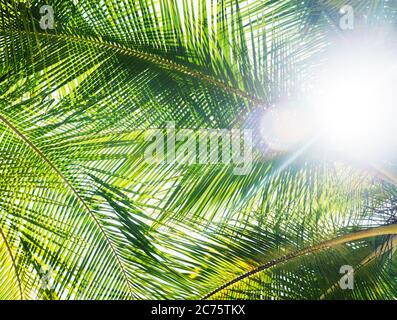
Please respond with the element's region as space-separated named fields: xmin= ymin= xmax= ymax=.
xmin=260 ymin=35 xmax=397 ymax=162
xmin=309 ymin=42 xmax=397 ymax=158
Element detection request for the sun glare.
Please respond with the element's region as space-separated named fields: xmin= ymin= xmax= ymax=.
xmin=310 ymin=45 xmax=397 ymax=157
xmin=261 ymin=36 xmax=397 ymax=161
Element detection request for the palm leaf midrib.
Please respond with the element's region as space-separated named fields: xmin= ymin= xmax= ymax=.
xmin=203 ymin=223 xmax=397 ymax=299
xmin=1 ymin=28 xmax=264 ymax=105
xmin=0 ymin=112 xmax=136 ymax=298
xmin=0 ymin=226 xmax=22 ymax=299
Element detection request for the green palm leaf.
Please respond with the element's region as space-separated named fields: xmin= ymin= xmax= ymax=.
xmin=0 ymin=0 xmax=396 ymax=300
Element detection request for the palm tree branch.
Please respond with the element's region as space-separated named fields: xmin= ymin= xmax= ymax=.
xmin=0 ymin=112 xmax=135 ymax=298
xmin=0 ymin=226 xmax=22 ymax=299
xmin=203 ymin=223 xmax=397 ymax=299
xmin=0 ymin=29 xmax=264 ymax=105
xmin=320 ymin=235 xmax=397 ymax=299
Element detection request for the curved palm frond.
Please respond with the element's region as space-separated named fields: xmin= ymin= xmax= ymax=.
xmin=0 ymin=0 xmax=396 ymax=300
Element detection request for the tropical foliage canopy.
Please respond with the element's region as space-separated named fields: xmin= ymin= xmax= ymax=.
xmin=1 ymin=0 xmax=397 ymax=300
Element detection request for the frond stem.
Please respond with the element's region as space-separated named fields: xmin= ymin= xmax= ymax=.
xmin=0 ymin=113 xmax=136 ymax=298
xmin=202 ymin=223 xmax=397 ymax=299
xmin=1 ymin=29 xmax=264 ymax=106
xmin=0 ymin=226 xmax=23 ymax=299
